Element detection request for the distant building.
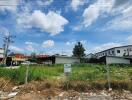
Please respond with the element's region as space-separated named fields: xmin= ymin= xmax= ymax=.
xmin=36 ymin=55 xmax=80 ymax=64
xmin=7 ymin=53 xmax=27 ymax=66
xmin=95 ymin=45 xmax=132 ymax=58
xmin=94 ymin=45 xmax=132 ymax=64
xmin=106 ymin=56 xmax=130 ymax=64
xmin=85 ymin=53 xmax=97 ymax=59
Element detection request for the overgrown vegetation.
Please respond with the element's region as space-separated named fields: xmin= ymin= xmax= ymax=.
xmin=0 ymin=64 xmax=132 ymax=91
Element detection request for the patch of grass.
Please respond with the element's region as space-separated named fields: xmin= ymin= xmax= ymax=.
xmin=0 ymin=64 xmax=131 ymax=91
xmin=0 ymin=65 xmax=63 ymax=84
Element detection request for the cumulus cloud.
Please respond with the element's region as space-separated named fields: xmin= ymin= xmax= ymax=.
xmin=104 ymin=5 xmax=132 ymax=31
xmin=74 ymin=0 xmax=132 ymax=31
xmin=126 ymin=35 xmax=132 ymax=44
xmin=0 ymin=0 xmax=19 ymax=12
xmin=17 ymin=10 xmax=69 ymax=36
xmin=66 ymin=41 xmax=76 ymax=46
xmin=82 ymin=0 xmax=114 ymax=27
xmin=66 ymin=40 xmax=87 ymax=46
xmin=71 ymin=0 xmax=86 ymax=11
xmin=42 ymin=40 xmax=54 ymax=48
xmin=9 ymin=45 xmax=23 ymax=52
xmin=25 ymin=42 xmax=37 ymax=52
xmin=26 ymin=44 xmax=35 ymax=52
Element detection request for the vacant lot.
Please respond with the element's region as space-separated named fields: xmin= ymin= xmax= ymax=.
xmin=0 ymin=64 xmax=132 ymax=91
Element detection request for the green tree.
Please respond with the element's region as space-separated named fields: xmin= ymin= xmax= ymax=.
xmin=72 ymin=42 xmax=85 ymax=58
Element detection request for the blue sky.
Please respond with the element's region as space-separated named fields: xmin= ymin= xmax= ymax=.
xmin=0 ymin=0 xmax=132 ymax=55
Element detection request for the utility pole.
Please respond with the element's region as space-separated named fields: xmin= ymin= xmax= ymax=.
xmin=2 ymin=32 xmax=15 ymax=66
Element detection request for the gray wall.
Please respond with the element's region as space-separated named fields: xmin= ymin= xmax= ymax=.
xmin=115 ymin=46 xmax=132 ymax=57
xmin=95 ymin=48 xmax=115 ymax=58
xmin=55 ymin=57 xmax=80 ymax=64
xmin=106 ymin=56 xmax=130 ymax=64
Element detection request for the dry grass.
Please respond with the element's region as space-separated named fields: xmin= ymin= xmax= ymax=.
xmin=0 ymin=78 xmax=14 ymax=92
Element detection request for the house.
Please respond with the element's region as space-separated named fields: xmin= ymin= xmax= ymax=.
xmin=7 ymin=53 xmax=28 ymax=66
xmin=36 ymin=55 xmax=80 ymax=64
xmin=94 ymin=45 xmax=132 ymax=64
xmin=95 ymin=45 xmax=132 ymax=58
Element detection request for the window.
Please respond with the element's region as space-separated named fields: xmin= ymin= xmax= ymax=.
xmin=127 ymin=48 xmax=132 ymax=51
xmin=108 ymin=51 xmax=111 ymax=55
xmin=117 ymin=50 xmax=120 ymax=53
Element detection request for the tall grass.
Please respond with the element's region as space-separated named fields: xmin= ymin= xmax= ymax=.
xmin=0 ymin=65 xmax=63 ymax=84
xmin=0 ymin=64 xmax=131 ymax=91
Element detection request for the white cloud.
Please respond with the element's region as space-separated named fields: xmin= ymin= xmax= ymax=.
xmin=42 ymin=40 xmax=54 ymax=48
xmin=66 ymin=40 xmax=87 ymax=46
xmin=25 ymin=42 xmax=37 ymax=52
xmin=0 ymin=27 xmax=10 ymax=36
xmin=9 ymin=45 xmax=23 ymax=52
xmin=37 ymin=0 xmax=53 ymax=6
xmin=82 ymin=0 xmax=114 ymax=27
xmin=26 ymin=44 xmax=35 ymax=52
xmin=71 ymin=24 xmax=83 ymax=31
xmin=104 ymin=5 xmax=132 ymax=31
xmin=126 ymin=35 xmax=132 ymax=44
xmin=91 ymin=42 xmax=122 ymax=53
xmin=25 ymin=41 xmax=38 ymax=46
xmin=0 ymin=0 xmax=19 ymax=12
xmin=83 ymin=5 xmax=100 ymax=27
xmin=25 ymin=42 xmax=33 ymax=45
xmin=71 ymin=0 xmax=86 ymax=11
xmin=66 ymin=41 xmax=76 ymax=46
xmin=80 ymin=40 xmax=87 ymax=44
xmin=17 ymin=10 xmax=69 ymax=36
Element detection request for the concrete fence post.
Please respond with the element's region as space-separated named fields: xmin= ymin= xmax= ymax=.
xmin=25 ymin=62 xmax=30 ymax=84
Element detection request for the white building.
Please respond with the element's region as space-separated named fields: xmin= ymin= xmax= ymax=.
xmin=95 ymin=45 xmax=132 ymax=58
xmin=85 ymin=53 xmax=97 ymax=59
xmin=0 ymin=48 xmax=4 ymax=59
xmin=55 ymin=56 xmax=80 ymax=64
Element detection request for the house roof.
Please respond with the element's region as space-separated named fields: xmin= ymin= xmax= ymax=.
xmin=95 ymin=45 xmax=132 ymax=54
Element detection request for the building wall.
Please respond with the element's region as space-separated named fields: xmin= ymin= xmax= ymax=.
xmin=106 ymin=56 xmax=130 ymax=64
xmin=115 ymin=46 xmax=132 ymax=57
xmin=55 ymin=57 xmax=80 ymax=64
xmin=95 ymin=48 xmax=115 ymax=58
xmin=95 ymin=45 xmax=132 ymax=58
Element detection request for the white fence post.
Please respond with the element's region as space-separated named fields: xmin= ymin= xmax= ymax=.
xmin=25 ymin=61 xmax=30 ymax=84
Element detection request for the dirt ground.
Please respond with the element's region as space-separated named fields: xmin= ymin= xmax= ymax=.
xmin=0 ymin=79 xmax=132 ymax=100
xmin=12 ymin=89 xmax=132 ymax=100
